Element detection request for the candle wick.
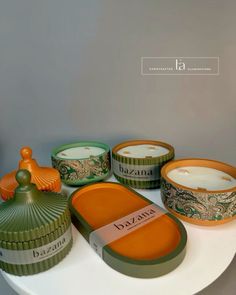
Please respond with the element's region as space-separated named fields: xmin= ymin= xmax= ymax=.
xmin=221 ymin=176 xmax=232 ymax=182
xmin=178 ymin=168 xmax=190 ymax=175
xmin=147 ymin=146 xmax=157 ymax=150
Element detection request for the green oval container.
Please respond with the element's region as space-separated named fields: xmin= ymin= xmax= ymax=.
xmin=112 ymin=140 xmax=174 ymax=189
xmin=0 ymin=170 xmax=73 ymax=276
xmin=69 ymin=182 xmax=187 ymax=278
xmin=51 ymin=141 xmax=111 ymax=186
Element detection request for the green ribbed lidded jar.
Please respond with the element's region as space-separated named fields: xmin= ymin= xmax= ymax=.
xmin=0 ymin=170 xmax=72 ymax=276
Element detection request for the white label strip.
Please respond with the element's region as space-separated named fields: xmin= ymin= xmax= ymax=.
xmin=0 ymin=226 xmax=72 ymax=265
xmin=89 ymin=204 xmax=166 ymax=258
xmin=112 ymin=159 xmax=160 ymax=181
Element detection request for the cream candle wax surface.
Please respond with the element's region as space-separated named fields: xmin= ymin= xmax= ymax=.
xmin=57 ymin=146 xmax=105 ymax=159
xmin=167 ymin=166 xmax=236 ymax=191
xmin=117 ymin=144 xmax=169 ymax=158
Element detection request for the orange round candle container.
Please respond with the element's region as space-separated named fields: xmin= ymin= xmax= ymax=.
xmin=0 ymin=147 xmax=61 ymax=200
xmin=161 ymin=158 xmax=236 ymax=226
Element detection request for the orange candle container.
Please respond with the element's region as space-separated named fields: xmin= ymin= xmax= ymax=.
xmin=0 ymin=147 xmax=61 ymax=200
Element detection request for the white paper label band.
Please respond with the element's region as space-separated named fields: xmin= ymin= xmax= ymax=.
xmin=0 ymin=227 xmax=72 ymax=265
xmin=89 ymin=204 xmax=166 ymax=258
xmin=112 ymin=159 xmax=160 ymax=181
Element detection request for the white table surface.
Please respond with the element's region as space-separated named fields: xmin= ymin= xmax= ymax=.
xmin=1 ymin=176 xmax=236 ymax=295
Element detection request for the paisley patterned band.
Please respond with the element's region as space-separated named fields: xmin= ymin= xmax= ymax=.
xmin=161 ymin=178 xmax=236 ymax=222
xmin=52 ymin=152 xmax=111 ymax=185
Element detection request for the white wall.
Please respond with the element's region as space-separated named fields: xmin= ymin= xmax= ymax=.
xmin=1 ymin=0 xmax=236 ymax=175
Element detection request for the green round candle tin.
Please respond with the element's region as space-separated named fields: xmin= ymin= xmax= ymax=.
xmin=0 ymin=170 xmax=73 ymax=276
xmin=112 ymin=140 xmax=174 ymax=189
xmin=51 ymin=141 xmax=111 ymax=186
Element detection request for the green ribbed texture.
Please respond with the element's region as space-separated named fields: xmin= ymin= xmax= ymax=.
xmin=0 ymin=170 xmax=72 ymax=275
xmin=0 ymin=223 xmax=72 ymax=276
xmin=1 ymin=240 xmax=73 ymax=276
xmin=112 ymin=142 xmax=174 ymax=189
xmin=0 ymin=179 xmax=70 ymax=242
xmin=113 ymin=148 xmax=174 ymax=165
xmin=0 ymin=218 xmax=71 ymax=250
xmin=113 ymin=175 xmax=161 ymax=189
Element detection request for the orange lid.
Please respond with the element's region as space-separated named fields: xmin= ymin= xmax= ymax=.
xmin=0 ymin=147 xmax=61 ymax=200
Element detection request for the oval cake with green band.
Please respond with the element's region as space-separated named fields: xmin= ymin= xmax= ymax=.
xmin=0 ymin=170 xmax=73 ymax=276
xmin=112 ymin=140 xmax=174 ymax=189
xmin=69 ymin=182 xmax=187 ymax=278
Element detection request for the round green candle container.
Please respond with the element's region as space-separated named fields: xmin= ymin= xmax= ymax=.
xmin=0 ymin=170 xmax=73 ymax=276
xmin=112 ymin=140 xmax=175 ymax=189
xmin=51 ymin=141 xmax=111 ymax=186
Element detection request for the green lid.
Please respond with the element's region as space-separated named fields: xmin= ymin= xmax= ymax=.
xmin=0 ymin=170 xmax=70 ymax=243
xmin=0 ymin=170 xmax=72 ymax=276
